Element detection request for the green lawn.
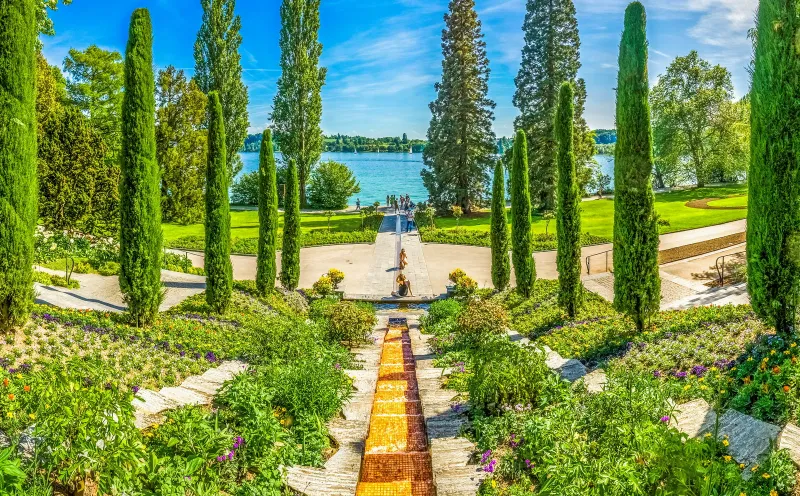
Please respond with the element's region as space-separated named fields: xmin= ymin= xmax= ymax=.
xmin=433 ymin=184 xmax=748 ymax=240
xmin=162 ymin=210 xmax=371 ymax=243
xmin=707 ymin=195 xmax=748 ymax=208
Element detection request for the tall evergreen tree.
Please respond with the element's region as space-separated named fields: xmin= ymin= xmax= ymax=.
xmin=205 ymin=92 xmax=233 ymax=313
xmin=555 ymin=82 xmax=582 ymax=317
xmin=422 ymin=0 xmax=496 ymax=213
xmin=613 ymin=2 xmax=660 ymax=332
xmin=280 ymin=158 xmax=301 ymax=290
xmin=747 ymin=0 xmax=800 ymax=336
xmin=119 ymin=8 xmax=163 ymax=326
xmin=513 ymin=0 xmax=594 ymax=211
xmin=272 ymin=0 xmax=325 ymax=208
xmin=491 ymin=161 xmax=511 ymax=291
xmin=194 ymin=0 xmax=249 ymax=178
xmin=257 ymin=129 xmax=279 ymax=295
xmin=0 ymin=0 xmax=37 ymax=331
xmin=511 ymin=130 xmax=535 ymax=298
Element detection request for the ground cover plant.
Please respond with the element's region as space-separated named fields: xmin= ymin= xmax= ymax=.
xmin=418 ymin=184 xmax=747 ymax=247
xmin=0 ymin=283 xmax=369 ymax=494
xmin=421 ymin=296 xmax=797 ymax=495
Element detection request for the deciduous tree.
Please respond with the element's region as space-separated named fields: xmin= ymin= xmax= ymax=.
xmin=119 ymin=8 xmax=163 ymax=326
xmin=0 ymin=0 xmax=37 ymax=331
xmin=307 ymin=160 xmax=361 ymax=210
xmin=747 ymin=0 xmax=800 ymax=336
xmin=422 ymin=0 xmax=496 ymax=213
xmin=613 ymin=2 xmax=660 ymax=332
xmin=194 ymin=0 xmax=249 ymax=178
xmin=272 ymin=0 xmax=325 ymax=208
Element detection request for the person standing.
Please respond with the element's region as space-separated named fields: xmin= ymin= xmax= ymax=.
xmin=386 ymin=195 xmax=390 ymax=207
xmin=407 ymin=209 xmax=415 ymax=232
xmin=356 ymin=198 xmax=361 ymax=211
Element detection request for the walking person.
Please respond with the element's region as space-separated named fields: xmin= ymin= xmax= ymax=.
xmin=356 ymin=198 xmax=361 ymax=211
xmin=399 ymin=248 xmax=408 ymax=270
xmin=406 ymin=209 xmax=415 ymax=232
xmin=386 ymin=195 xmax=390 ymax=207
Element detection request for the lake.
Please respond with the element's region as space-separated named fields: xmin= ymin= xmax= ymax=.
xmin=239 ymin=152 xmax=615 ymax=206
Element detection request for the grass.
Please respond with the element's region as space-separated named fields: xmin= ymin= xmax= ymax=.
xmin=707 ymin=195 xmax=748 ymax=208
xmin=162 ymin=210 xmax=374 ymax=243
xmin=430 ymin=184 xmax=748 ymax=241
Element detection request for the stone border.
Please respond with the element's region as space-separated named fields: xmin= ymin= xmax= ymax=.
xmin=658 ymin=232 xmax=747 ymax=265
xmin=685 ymin=197 xmax=747 ymax=211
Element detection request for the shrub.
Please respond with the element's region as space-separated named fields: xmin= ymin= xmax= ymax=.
xmin=280 ymin=159 xmax=301 ymax=290
xmin=307 ymin=160 xmax=361 ymax=210
xmin=457 ymin=298 xmax=508 ymax=342
xmin=327 ymin=268 xmax=345 ymax=289
xmin=312 ymin=275 xmax=334 ymax=296
xmin=449 ymin=268 xmax=467 ymax=284
xmin=97 ymin=261 xmax=120 ymax=276
xmin=453 ymin=275 xmax=478 ymax=298
xmin=322 ymin=301 xmax=377 ymax=347
xmin=0 ymin=447 xmax=25 ymax=491
xmin=230 ymin=170 xmax=259 ymax=205
xmin=467 ymin=340 xmax=555 ymax=414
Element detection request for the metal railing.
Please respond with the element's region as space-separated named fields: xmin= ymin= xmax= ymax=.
xmin=586 ymin=249 xmax=613 ymax=275
xmin=715 ymin=251 xmax=746 ymax=286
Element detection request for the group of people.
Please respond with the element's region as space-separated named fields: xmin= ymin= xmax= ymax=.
xmin=387 ymin=194 xmax=414 ymax=213
xmin=396 ymin=248 xmax=413 ymax=297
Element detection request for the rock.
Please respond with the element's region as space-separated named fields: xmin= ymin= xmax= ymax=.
xmin=158 ymin=386 xmax=210 ymax=406
xmin=180 ymin=375 xmax=223 ymax=396
xmin=543 ymin=348 xmax=587 ymax=382
xmin=0 ymin=430 xmax=9 ymax=449
xmin=718 ymin=409 xmax=780 ymax=467
xmin=778 ymin=423 xmax=800 ymax=466
xmin=583 ymin=369 xmax=607 ymax=394
xmin=199 ymin=367 xmax=235 ymax=385
xmin=17 ymin=425 xmax=41 ymax=460
xmin=671 ymin=399 xmax=717 ymax=438
xmin=132 ymin=389 xmax=178 ymax=415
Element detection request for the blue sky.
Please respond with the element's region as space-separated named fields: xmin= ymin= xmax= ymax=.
xmin=42 ymin=0 xmax=756 ymax=139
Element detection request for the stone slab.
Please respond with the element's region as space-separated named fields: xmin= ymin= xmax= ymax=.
xmin=583 ymin=369 xmax=607 ymax=394
xmin=671 ymin=399 xmax=717 ymax=438
xmin=778 ymin=423 xmax=800 ymax=466
xmin=180 ymin=375 xmax=223 ymax=396
xmin=159 ymin=386 xmax=210 ymax=406
xmin=719 ymin=409 xmax=780 ymax=466
xmin=132 ymin=389 xmax=178 ymax=415
xmin=200 ymin=367 xmax=236 ymax=385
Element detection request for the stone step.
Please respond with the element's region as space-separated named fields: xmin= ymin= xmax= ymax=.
xmin=718 ymin=409 xmax=779 ymax=467
xmin=158 ymin=386 xmax=210 ymax=406
xmin=132 ymin=389 xmax=178 ymax=415
xmin=434 ymin=465 xmax=485 ymax=496
xmin=200 ymin=366 xmax=236 ymax=385
xmin=285 ymin=466 xmax=359 ymax=496
xmin=778 ymin=423 xmax=800 ymax=466
xmin=671 ymin=398 xmax=717 ymax=438
xmin=583 ymin=369 xmax=607 ymax=394
xmin=180 ymin=375 xmax=223 ymax=396
xmin=346 ymin=369 xmax=378 ymax=393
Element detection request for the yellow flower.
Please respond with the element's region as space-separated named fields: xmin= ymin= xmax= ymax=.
xmin=698 ymin=377 xmax=705 ymax=383
xmin=700 ymin=385 xmax=708 ymax=390
xmin=739 ymin=463 xmax=745 ymax=469
xmin=739 ymin=493 xmax=746 ymax=496
xmin=762 ymin=473 xmax=771 ymax=479
xmin=723 ymin=455 xmax=732 ymax=462
xmin=771 ymin=350 xmax=777 ymax=355
xmin=771 ymin=490 xmax=778 ymax=496
xmin=15 ymin=374 xmax=21 ymax=380
xmin=704 ymin=433 xmax=712 ymax=438
xmin=747 ymin=357 xmax=753 ymax=362
xmin=684 ymin=385 xmax=692 ymax=391
xmin=722 ymin=439 xmax=729 ymax=447
xmin=5 ymin=412 xmax=12 ymax=418
xmin=491 ymin=480 xmax=497 ymax=488
xmin=751 ymin=464 xmax=759 ymax=472
xmin=28 ymin=413 xmax=35 ymax=420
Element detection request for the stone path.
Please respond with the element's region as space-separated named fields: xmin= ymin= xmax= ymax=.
xmin=662 ymin=282 xmax=750 ymax=310
xmin=132 ymin=360 xmax=247 ymax=430
xmin=581 ymin=271 xmax=706 ymax=310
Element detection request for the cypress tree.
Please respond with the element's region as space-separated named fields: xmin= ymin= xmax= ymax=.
xmin=555 ymin=82 xmax=582 ymax=317
xmin=511 ymin=130 xmax=535 ymax=298
xmin=613 ymin=2 xmax=660 ymax=332
xmin=280 ymin=158 xmax=301 ymax=290
xmin=119 ymin=8 xmax=163 ymax=326
xmin=747 ymin=0 xmax=800 ymax=336
xmin=205 ymin=91 xmax=233 ymax=313
xmin=491 ymin=161 xmax=511 ymax=291
xmin=0 ymin=0 xmax=37 ymax=331
xmin=257 ymin=129 xmax=279 ymax=295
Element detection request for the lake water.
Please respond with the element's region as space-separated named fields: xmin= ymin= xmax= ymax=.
xmin=239 ymin=152 xmax=615 ymax=206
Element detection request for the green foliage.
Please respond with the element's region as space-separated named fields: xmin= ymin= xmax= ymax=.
xmin=205 ymin=92 xmax=233 ymax=314
xmin=272 ymin=0 xmax=325 ymax=207
xmin=491 ymin=162 xmax=511 ymax=291
xmin=511 ymin=130 xmax=535 ymax=298
xmin=230 ymin=171 xmax=258 ymax=205
xmin=0 ymin=447 xmax=25 ymax=490
xmin=421 ymin=228 xmax=608 ymax=250
xmin=514 ymin=0 xmax=594 ymax=211
xmin=613 ymin=2 xmax=660 ymax=332
xmin=651 ymin=51 xmax=748 ymax=187
xmin=194 ymin=0 xmax=249 ymax=179
xmin=747 ymin=0 xmax=800 ymax=336
xmin=313 ymin=300 xmax=377 ymax=347
xmin=257 ymin=129 xmax=279 ymax=295
xmin=422 ymin=0 xmax=496 ymax=213
xmin=456 ymin=298 xmax=508 ymax=343
xmin=555 ymin=82 xmax=582 ymax=317
xmin=0 ymin=0 xmax=37 ymax=331
xmin=119 ymin=8 xmax=163 ymax=326
xmin=312 ymin=275 xmax=334 ymax=296
xmin=327 ymin=268 xmax=344 ymax=289
xmin=468 ymin=340 xmax=561 ymax=415
xmin=32 ymin=270 xmax=80 ymax=289
xmin=421 ymin=299 xmax=463 ymax=336
xmin=307 ymin=160 xmax=361 ymax=209
xmin=280 ymin=159 xmax=301 ymax=290
xmin=156 ymin=66 xmax=207 ymax=225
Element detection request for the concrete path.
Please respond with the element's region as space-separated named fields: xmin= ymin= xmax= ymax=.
xmin=34 ymin=267 xmax=206 ymax=313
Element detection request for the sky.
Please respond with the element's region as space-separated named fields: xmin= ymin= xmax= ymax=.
xmin=42 ymin=0 xmax=757 ymax=139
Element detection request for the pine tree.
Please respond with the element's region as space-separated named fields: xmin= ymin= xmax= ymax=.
xmin=205 ymin=91 xmax=233 ymax=313
xmin=491 ymin=161 xmax=511 ymax=291
xmin=511 ymin=130 xmax=535 ymax=298
xmin=555 ymin=82 xmax=582 ymax=317
xmin=272 ymin=0 xmax=325 ymax=208
xmin=0 ymin=0 xmax=37 ymax=331
xmin=422 ymin=0 xmax=496 ymax=213
xmin=119 ymin=8 xmax=163 ymax=326
xmin=194 ymin=0 xmax=249 ymax=178
xmin=257 ymin=129 xmax=279 ymax=295
xmin=280 ymin=158 xmax=301 ymax=290
xmin=513 ymin=0 xmax=594 ymax=211
xmin=613 ymin=2 xmax=660 ymax=332
xmin=747 ymin=0 xmax=800 ymax=336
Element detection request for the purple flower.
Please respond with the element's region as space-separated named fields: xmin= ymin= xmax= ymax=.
xmin=205 ymin=351 xmax=218 ymax=363
xmin=509 ymin=434 xmax=521 ymax=449
xmin=660 ymin=416 xmax=670 ymax=423
xmin=480 ymin=449 xmax=492 ymax=465
xmin=451 ymin=403 xmax=463 ymax=414
xmin=132 ymin=386 xmax=140 ymax=394
xmin=525 ymin=459 xmax=533 ymax=469
xmin=653 ymin=370 xmax=662 ymax=378
xmin=334 ymin=363 xmax=342 ymax=370
xmin=691 ymin=365 xmax=708 ymax=377
xmin=233 ymin=436 xmax=244 ymax=449
xmin=673 ymin=371 xmax=688 ymax=379
xmin=483 ymin=459 xmax=497 ymax=473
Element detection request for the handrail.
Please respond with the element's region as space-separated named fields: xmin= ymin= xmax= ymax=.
xmin=715 ymin=250 xmax=746 ymax=286
xmin=586 ymin=249 xmax=613 ymax=275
